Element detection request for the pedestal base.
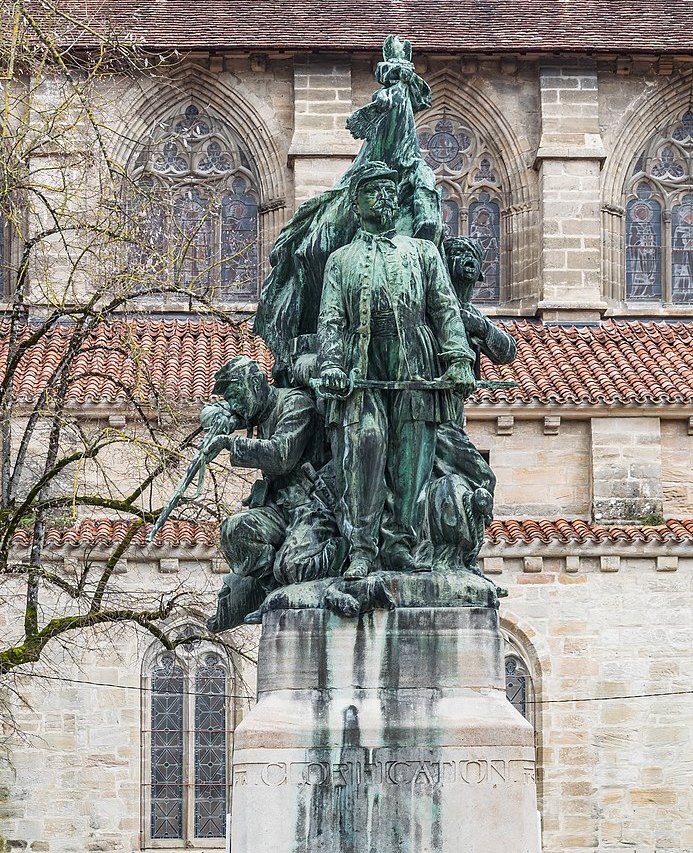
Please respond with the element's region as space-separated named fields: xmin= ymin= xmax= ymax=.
xmin=231 ymin=607 xmax=541 ymax=853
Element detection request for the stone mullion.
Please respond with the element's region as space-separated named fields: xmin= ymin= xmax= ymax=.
xmin=601 ymin=204 xmax=624 ymax=302
xmin=662 ymin=204 xmax=673 ymax=303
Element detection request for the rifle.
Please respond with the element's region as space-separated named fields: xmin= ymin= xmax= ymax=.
xmin=310 ymin=370 xmax=517 ymax=399
xmin=147 ymin=411 xmax=239 ymax=542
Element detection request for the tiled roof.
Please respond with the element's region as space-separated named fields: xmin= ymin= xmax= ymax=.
xmin=12 ymin=519 xmax=219 ymax=550
xmin=52 ymin=1 xmax=693 ymax=54
xmin=479 ymin=319 xmax=693 ymax=406
xmin=2 ymin=318 xmax=691 ymax=408
xmin=0 ymin=318 xmax=271 ymax=406
xmin=486 ymin=518 xmax=693 ymax=546
xmin=13 ymin=517 xmax=693 ymax=552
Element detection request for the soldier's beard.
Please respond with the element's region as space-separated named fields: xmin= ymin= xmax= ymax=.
xmin=371 ymin=202 xmax=398 ymax=226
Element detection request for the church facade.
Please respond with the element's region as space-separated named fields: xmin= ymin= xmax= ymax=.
xmin=0 ymin=4 xmax=692 ymax=852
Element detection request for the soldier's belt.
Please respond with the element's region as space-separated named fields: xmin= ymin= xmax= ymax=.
xmin=311 ymin=372 xmax=517 ymax=399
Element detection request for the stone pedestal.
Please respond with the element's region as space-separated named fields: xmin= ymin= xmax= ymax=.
xmin=231 ymin=603 xmax=540 ymax=852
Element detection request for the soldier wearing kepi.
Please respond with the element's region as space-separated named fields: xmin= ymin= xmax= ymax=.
xmin=202 ymin=356 xmax=340 ymax=630
xmin=317 ymin=161 xmax=476 ymax=580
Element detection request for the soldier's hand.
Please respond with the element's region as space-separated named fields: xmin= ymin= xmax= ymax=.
xmin=320 ymin=367 xmax=350 ymax=394
xmin=200 ymin=401 xmax=234 ymax=431
xmin=203 ymin=434 xmax=232 ymax=462
xmin=442 ymin=360 xmax=476 ymax=399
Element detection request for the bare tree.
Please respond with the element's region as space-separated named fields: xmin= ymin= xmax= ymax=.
xmin=0 ymin=0 xmax=255 ymax=676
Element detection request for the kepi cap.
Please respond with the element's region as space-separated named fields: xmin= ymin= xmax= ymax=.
xmin=349 ymin=160 xmax=399 ymax=201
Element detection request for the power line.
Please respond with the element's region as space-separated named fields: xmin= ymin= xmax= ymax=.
xmin=12 ymin=670 xmax=693 ymax=704
xmin=13 ymin=670 xmax=255 ymax=699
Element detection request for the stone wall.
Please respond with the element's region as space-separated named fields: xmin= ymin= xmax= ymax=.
xmin=5 ymin=50 xmax=691 ymax=317
xmin=497 ymin=552 xmax=692 ymax=853
xmin=1 ymin=43 xmax=692 ymax=853
xmin=1 ymin=543 xmax=691 ymax=853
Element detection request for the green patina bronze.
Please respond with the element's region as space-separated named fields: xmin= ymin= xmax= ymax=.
xmin=153 ymin=36 xmax=517 ymax=630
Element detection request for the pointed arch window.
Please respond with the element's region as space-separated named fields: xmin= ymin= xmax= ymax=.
xmin=625 ymin=110 xmax=693 ymax=304
xmin=128 ymin=104 xmax=259 ymax=304
xmin=418 ymin=116 xmax=504 ymax=303
xmin=505 ymin=655 xmax=532 ymax=723
xmin=501 ymin=633 xmax=537 ymax=732
xmin=144 ymin=640 xmax=232 ymax=848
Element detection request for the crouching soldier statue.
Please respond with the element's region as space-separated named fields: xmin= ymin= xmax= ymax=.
xmin=203 ymin=356 xmax=343 ymax=632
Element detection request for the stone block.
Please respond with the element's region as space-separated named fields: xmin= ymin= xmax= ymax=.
xmin=656 ymin=556 xmax=678 ymax=572
xmin=591 ymin=417 xmax=663 ymax=522
xmin=496 ymin=415 xmax=514 ymax=435
xmin=158 ymin=558 xmax=179 ymax=574
xmin=523 ymin=556 xmax=543 ymax=574
xmin=544 ymin=416 xmax=561 ymax=435
xmin=211 ymin=558 xmax=228 ymax=575
xmin=600 ymin=556 xmax=621 ymax=573
xmin=483 ymin=557 xmax=503 ymax=575
xmin=564 ymin=555 xmax=580 ymax=574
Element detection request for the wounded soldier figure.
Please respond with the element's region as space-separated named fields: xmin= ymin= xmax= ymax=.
xmin=203 ymin=356 xmax=343 ymax=631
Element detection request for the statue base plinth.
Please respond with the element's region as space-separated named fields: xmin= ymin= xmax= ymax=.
xmin=231 ymin=606 xmax=541 ymax=853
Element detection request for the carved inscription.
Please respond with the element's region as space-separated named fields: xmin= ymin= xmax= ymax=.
xmin=233 ymin=758 xmax=535 ymax=787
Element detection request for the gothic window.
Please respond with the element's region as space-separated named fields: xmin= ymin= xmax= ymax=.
xmin=145 ymin=643 xmax=231 ymax=847
xmin=418 ymin=115 xmax=503 ymax=303
xmin=129 ymin=104 xmax=259 ymax=303
xmin=505 ymin=655 xmax=532 ymax=723
xmin=625 ymin=110 xmax=693 ymax=304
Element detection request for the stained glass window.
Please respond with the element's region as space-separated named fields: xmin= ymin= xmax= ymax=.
xmin=173 ymin=188 xmax=213 ymax=293
xmin=672 ymin=194 xmax=693 ymax=304
xmin=151 ymin=654 xmax=185 ymax=839
xmin=417 ymin=115 xmax=504 ymax=304
xmin=146 ymin=642 xmax=230 ymax=846
xmin=625 ymin=183 xmax=662 ymax=300
xmin=440 ymin=185 xmax=461 ymax=238
xmin=129 ymin=104 xmax=259 ymax=302
xmin=220 ymin=176 xmax=259 ymax=298
xmin=505 ymin=655 xmax=531 ymax=723
xmin=625 ymin=110 xmax=693 ymax=303
xmin=194 ymin=654 xmax=227 ymax=837
xmin=469 ymin=192 xmax=501 ymax=303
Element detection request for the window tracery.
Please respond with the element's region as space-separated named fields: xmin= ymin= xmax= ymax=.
xmin=129 ymin=104 xmax=259 ymax=302
xmin=417 ymin=115 xmax=503 ymax=303
xmin=145 ymin=636 xmax=230 ymax=846
xmin=505 ymin=654 xmax=532 ymax=723
xmin=625 ymin=110 xmax=693 ymax=304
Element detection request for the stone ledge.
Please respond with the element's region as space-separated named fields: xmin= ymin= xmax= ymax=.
xmin=258 ymin=570 xmax=502 ymax=618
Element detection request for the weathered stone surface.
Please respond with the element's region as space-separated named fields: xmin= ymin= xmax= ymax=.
xmin=591 ymin=417 xmax=664 ymax=523
xmin=231 ymin=607 xmax=540 ymax=853
xmin=254 ymin=570 xmax=503 ymax=619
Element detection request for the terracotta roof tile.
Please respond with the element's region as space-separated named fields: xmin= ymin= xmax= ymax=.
xmin=479 ymin=320 xmax=693 ymax=406
xmin=0 ymin=318 xmax=272 ymax=406
xmin=12 ymin=519 xmax=219 ymax=550
xmin=13 ymin=517 xmax=693 ymax=551
xmin=487 ymin=518 xmax=693 ymax=546
xmin=1 ymin=318 xmax=691 ymax=407
xmin=50 ymin=1 xmax=693 ymax=54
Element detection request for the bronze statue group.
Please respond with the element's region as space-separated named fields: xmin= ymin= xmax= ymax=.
xmin=160 ymin=37 xmax=517 ymax=630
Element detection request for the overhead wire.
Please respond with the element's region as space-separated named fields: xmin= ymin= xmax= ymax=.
xmin=11 ymin=670 xmax=693 ymax=704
